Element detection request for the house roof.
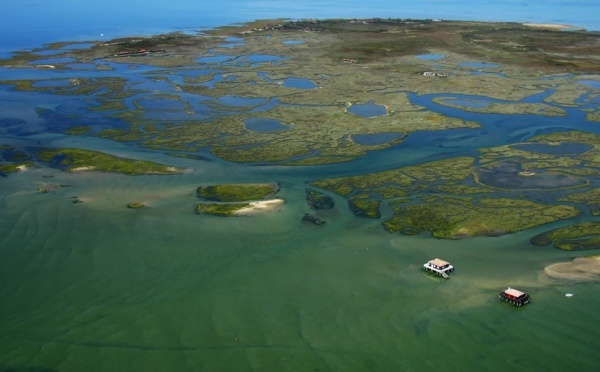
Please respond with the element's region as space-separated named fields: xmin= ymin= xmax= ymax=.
xmin=428 ymin=258 xmax=450 ymax=267
xmin=504 ymin=287 xmax=526 ymax=297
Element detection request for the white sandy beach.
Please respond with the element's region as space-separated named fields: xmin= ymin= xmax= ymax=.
xmin=235 ymin=198 xmax=285 ymax=216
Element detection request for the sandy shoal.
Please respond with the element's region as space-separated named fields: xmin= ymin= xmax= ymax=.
xmin=235 ymin=199 xmax=285 ymax=216
xmin=544 ymin=257 xmax=600 ymax=281
xmin=522 ymin=23 xmax=581 ymax=30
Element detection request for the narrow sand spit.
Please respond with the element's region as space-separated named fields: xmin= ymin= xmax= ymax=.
xmin=544 ymin=257 xmax=600 ymax=281
xmin=235 ymin=199 xmax=285 ymax=216
xmin=522 ymin=23 xmax=582 ymax=30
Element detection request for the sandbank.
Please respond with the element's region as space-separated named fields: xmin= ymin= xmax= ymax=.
xmin=522 ymin=23 xmax=581 ymax=30
xmin=234 ymin=199 xmax=285 ymax=216
xmin=544 ymin=256 xmax=600 ymax=281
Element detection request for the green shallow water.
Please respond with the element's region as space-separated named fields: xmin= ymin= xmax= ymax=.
xmin=1 ymin=166 xmax=599 ymax=371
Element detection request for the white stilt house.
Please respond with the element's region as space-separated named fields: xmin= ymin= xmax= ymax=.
xmin=423 ymin=258 xmax=454 ymax=278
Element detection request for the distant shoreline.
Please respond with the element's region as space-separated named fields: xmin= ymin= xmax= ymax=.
xmin=0 ymin=15 xmax=594 ymax=57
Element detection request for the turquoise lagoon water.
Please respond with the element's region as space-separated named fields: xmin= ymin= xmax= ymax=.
xmin=2 ymin=163 xmax=600 ymax=371
xmin=2 ymin=1 xmax=600 ymax=371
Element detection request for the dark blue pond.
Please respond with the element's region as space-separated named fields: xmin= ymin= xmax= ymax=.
xmin=352 ymin=132 xmax=404 ymax=146
xmin=512 ymin=142 xmax=593 ymax=155
xmin=283 ymin=77 xmax=318 ymax=89
xmin=218 ymin=96 xmax=266 ymax=107
xmin=219 ymin=37 xmax=245 ymax=48
xmin=476 ymin=161 xmax=586 ymax=190
xmin=245 ymin=54 xmax=287 ymax=63
xmin=225 ymin=37 xmax=244 ymax=43
xmin=347 ymin=102 xmax=387 ymax=118
xmin=416 ymin=54 xmax=445 ymax=60
xmin=578 ymin=80 xmax=600 ymax=89
xmin=244 ymin=118 xmax=290 ymax=132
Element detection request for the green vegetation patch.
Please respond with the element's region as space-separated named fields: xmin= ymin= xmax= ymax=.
xmin=37 ymin=148 xmax=183 ymax=175
xmin=312 ymin=156 xmax=475 ymax=197
xmin=306 ymin=189 xmax=335 ymax=210
xmin=0 ymin=161 xmax=35 ymax=173
xmin=349 ymin=198 xmax=381 ymax=218
xmin=384 ymin=198 xmax=579 ymax=239
xmin=196 ymin=183 xmax=278 ymax=202
xmin=531 ymin=222 xmax=600 ymax=250
xmin=310 ymin=132 xmax=600 ymax=238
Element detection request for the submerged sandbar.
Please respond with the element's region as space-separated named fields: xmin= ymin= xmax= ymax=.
xmin=545 ymin=256 xmax=600 ymax=281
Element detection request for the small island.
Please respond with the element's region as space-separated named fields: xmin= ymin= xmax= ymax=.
xmin=196 ymin=183 xmax=284 ymax=216
xmin=37 ymin=148 xmax=184 ymax=175
xmin=0 ymin=161 xmax=34 ymax=174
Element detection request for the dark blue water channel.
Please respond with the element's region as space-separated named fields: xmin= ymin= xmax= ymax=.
xmin=404 ymin=91 xmax=596 ymax=149
xmin=300 ymin=89 xmax=599 ymax=179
